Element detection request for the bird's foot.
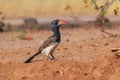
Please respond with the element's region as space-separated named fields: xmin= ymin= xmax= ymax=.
xmin=47 ymin=58 xmax=57 ymax=61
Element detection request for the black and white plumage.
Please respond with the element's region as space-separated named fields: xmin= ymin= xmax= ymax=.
xmin=24 ymin=19 xmax=67 ymax=63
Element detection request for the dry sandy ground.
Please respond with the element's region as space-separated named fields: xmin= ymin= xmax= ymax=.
xmin=0 ymin=27 xmax=120 ymax=80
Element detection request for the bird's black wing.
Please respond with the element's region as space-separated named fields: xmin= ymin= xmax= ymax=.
xmin=24 ymin=35 xmax=57 ymax=63
xmin=38 ymin=35 xmax=57 ymax=52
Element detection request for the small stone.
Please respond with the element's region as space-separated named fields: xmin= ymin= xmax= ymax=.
xmin=79 ymin=46 xmax=82 ymax=48
xmin=66 ymin=39 xmax=70 ymax=42
xmin=84 ymin=73 xmax=88 ymax=76
xmin=60 ymin=71 xmax=64 ymax=75
xmin=95 ymin=44 xmax=99 ymax=47
xmin=27 ymin=52 xmax=30 ymax=54
xmin=104 ymin=43 xmax=109 ymax=46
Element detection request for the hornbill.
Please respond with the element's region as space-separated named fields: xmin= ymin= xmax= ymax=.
xmin=24 ymin=19 xmax=67 ymax=63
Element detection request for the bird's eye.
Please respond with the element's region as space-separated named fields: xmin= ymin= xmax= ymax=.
xmin=51 ymin=19 xmax=60 ymax=26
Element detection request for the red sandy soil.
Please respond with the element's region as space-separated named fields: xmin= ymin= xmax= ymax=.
xmin=0 ymin=27 xmax=120 ymax=80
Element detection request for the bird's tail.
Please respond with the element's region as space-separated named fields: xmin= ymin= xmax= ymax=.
xmin=24 ymin=51 xmax=41 ymax=63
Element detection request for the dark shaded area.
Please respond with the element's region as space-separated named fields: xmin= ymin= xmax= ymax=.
xmin=94 ymin=16 xmax=111 ymax=27
xmin=1 ymin=17 xmax=120 ymax=32
xmin=0 ymin=21 xmax=5 ymax=32
xmin=24 ymin=17 xmax=38 ymax=25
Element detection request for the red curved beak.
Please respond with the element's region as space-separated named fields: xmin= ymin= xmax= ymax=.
xmin=59 ymin=19 xmax=68 ymax=25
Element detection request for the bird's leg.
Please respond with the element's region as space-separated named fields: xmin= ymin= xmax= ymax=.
xmin=46 ymin=55 xmax=52 ymax=61
xmin=50 ymin=53 xmax=55 ymax=60
xmin=46 ymin=53 xmax=55 ymax=61
xmin=46 ymin=44 xmax=58 ymax=61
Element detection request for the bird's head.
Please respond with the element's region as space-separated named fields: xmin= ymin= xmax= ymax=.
xmin=51 ymin=19 xmax=67 ymax=30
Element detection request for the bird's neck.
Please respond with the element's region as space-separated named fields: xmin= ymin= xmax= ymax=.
xmin=53 ymin=28 xmax=61 ymax=42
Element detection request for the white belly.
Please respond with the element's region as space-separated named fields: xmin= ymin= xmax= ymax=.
xmin=41 ymin=43 xmax=59 ymax=56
